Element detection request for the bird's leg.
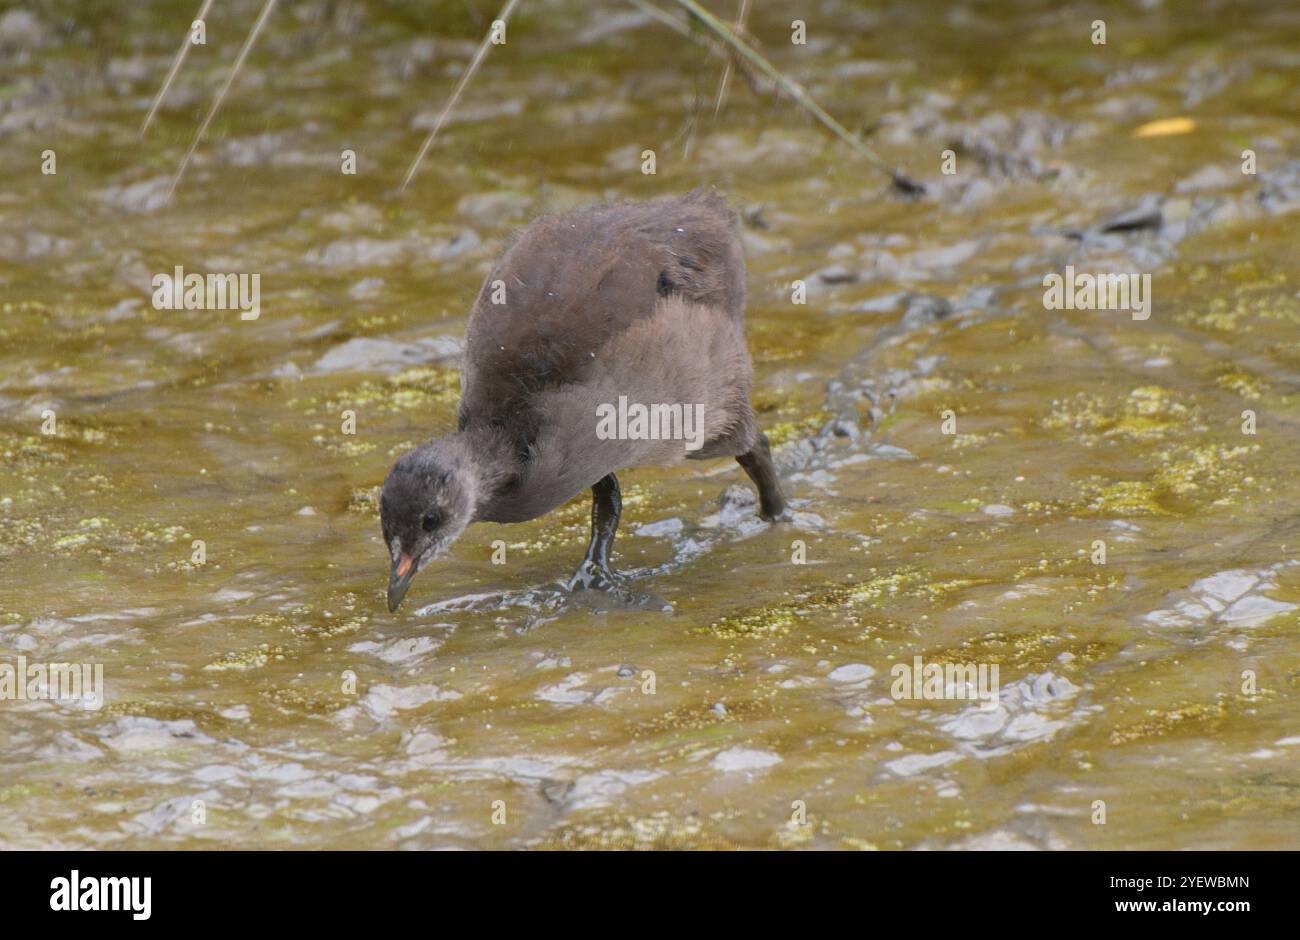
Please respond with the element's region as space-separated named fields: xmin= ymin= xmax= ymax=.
xmin=567 ymin=473 xmax=621 ymax=591
xmin=737 ymin=432 xmax=788 ymax=521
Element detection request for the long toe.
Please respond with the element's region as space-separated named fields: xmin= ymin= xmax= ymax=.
xmin=566 ymin=561 xmax=620 ymax=592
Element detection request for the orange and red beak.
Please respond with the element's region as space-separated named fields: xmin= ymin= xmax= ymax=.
xmin=387 ymin=552 xmax=417 ymax=612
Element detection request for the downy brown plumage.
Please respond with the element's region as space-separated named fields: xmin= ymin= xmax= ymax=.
xmin=380 ymin=189 xmax=786 ymax=612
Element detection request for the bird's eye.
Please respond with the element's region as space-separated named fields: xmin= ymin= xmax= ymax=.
xmin=421 ymin=511 xmax=442 ymax=532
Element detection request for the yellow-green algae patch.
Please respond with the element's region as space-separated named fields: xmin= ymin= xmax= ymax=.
xmin=348 ymin=485 xmax=380 ymax=513
xmin=300 ymin=365 xmax=461 ymax=417
xmin=1216 ymin=370 xmax=1267 ymax=400
xmin=1108 ymin=697 xmax=1232 ymax=746
xmin=707 ymin=567 xmax=943 ymax=639
xmin=317 ymin=437 xmax=379 ymax=457
xmin=949 ymin=630 xmax=1118 ymax=672
xmin=0 ymin=784 xmax=37 ymax=803
xmin=1076 ymin=442 xmax=1259 ymax=516
xmin=764 ymin=411 xmax=832 ymax=448
xmin=203 ymin=643 xmax=286 ymax=672
xmin=100 ymin=700 xmax=219 ymax=723
xmin=1081 ymin=480 xmax=1173 ymax=516
xmin=244 ymin=597 xmax=370 ymax=642
xmin=1177 ymin=283 xmax=1300 ymax=333
xmin=1042 ymin=386 xmax=1201 ymax=442
xmin=533 ymin=812 xmax=737 ymax=850
xmin=259 ymin=685 xmax=351 ymax=715
xmin=949 ymin=431 xmax=1003 ymax=449
xmin=636 ymin=695 xmax=778 ymax=738
xmin=0 ymin=431 xmax=71 ymax=467
xmin=45 ymin=519 xmax=192 ymax=557
xmin=1154 ymin=443 xmax=1260 ymax=502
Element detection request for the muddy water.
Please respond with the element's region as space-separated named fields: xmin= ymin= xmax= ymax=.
xmin=1 ymin=0 xmax=1298 ymax=849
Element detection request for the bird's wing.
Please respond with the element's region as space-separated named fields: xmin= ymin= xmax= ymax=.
xmin=458 ymin=190 xmax=744 ymax=436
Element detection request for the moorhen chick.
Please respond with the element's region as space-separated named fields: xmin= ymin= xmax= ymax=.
xmin=380 ymin=189 xmax=786 ymax=612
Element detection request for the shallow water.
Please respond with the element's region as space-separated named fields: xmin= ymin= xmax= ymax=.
xmin=1 ymin=0 xmax=1298 ymax=849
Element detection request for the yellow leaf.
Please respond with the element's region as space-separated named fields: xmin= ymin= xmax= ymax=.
xmin=1133 ymin=117 xmax=1196 ymax=138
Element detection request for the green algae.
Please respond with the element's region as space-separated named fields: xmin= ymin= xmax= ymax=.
xmin=204 ymin=644 xmax=286 ymax=672
xmin=310 ymin=365 xmax=462 ymax=417
xmin=1042 ymin=386 xmax=1200 ymax=442
xmin=1109 ymin=698 xmax=1232 ymax=746
xmin=765 ymin=411 xmax=833 ymax=448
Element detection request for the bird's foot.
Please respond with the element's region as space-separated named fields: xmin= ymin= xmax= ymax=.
xmin=563 ymin=561 xmax=671 ymax=612
xmin=565 ymin=559 xmax=621 ymax=593
xmin=761 ymin=505 xmax=794 ymax=524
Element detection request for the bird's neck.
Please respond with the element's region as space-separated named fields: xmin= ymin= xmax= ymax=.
xmin=445 ymin=425 xmax=524 ymax=519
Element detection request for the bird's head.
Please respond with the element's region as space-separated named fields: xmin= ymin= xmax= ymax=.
xmin=379 ymin=443 xmax=475 ymax=612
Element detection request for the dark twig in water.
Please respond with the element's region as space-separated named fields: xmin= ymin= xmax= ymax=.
xmin=677 ymin=95 xmax=703 ymax=162
xmin=671 ymin=0 xmax=925 ymax=196
xmin=394 ymin=0 xmax=920 ymax=197
xmin=400 ymin=0 xmax=522 ymax=193
xmin=167 ymin=0 xmax=279 ymax=202
xmin=712 ymin=0 xmax=751 ymax=117
xmin=141 ymin=0 xmax=215 ymax=138
xmin=625 ymin=0 xmax=694 ymax=36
